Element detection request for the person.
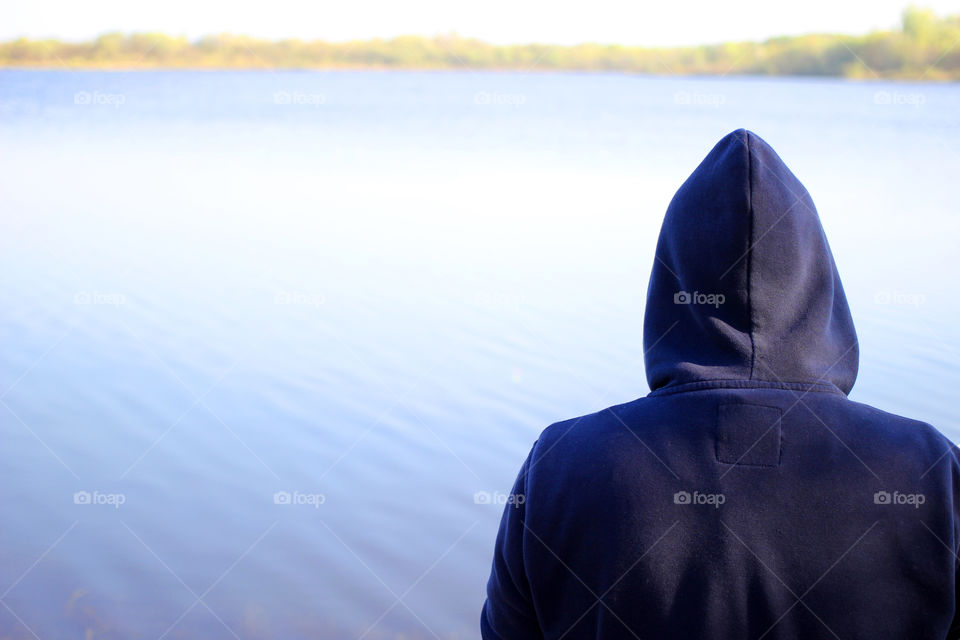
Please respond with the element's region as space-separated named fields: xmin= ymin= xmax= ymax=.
xmin=480 ymin=129 xmax=960 ymax=639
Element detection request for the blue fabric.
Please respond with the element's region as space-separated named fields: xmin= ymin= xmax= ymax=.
xmin=481 ymin=129 xmax=960 ymax=639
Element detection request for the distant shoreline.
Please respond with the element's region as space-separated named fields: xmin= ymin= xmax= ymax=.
xmin=2 ymin=8 xmax=958 ymax=80
xmin=0 ymin=67 xmax=955 ymax=84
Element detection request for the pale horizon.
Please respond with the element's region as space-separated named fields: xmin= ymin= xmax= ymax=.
xmin=5 ymin=0 xmax=959 ymax=46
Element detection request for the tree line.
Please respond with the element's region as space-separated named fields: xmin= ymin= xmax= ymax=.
xmin=1 ymin=7 xmax=957 ymax=79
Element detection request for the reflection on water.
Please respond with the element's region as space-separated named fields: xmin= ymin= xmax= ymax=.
xmin=0 ymin=70 xmax=958 ymax=638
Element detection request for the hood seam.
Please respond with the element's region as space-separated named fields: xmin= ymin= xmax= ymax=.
xmin=647 ymin=378 xmax=846 ymax=397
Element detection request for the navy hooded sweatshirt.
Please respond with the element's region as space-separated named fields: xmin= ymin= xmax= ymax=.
xmin=481 ymin=129 xmax=960 ymax=639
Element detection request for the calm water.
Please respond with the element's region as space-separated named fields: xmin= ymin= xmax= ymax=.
xmin=0 ymin=70 xmax=958 ymax=638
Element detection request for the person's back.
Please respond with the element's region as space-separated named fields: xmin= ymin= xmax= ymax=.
xmin=481 ymin=129 xmax=960 ymax=639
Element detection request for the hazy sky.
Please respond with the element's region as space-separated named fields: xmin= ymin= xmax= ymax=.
xmin=5 ymin=0 xmax=957 ymax=45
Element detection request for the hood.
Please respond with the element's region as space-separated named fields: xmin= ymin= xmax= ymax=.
xmin=643 ymin=129 xmax=858 ymax=395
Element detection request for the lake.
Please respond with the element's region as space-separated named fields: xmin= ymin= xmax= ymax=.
xmin=0 ymin=69 xmax=958 ymax=639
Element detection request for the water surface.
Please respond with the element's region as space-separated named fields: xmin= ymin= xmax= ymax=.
xmin=0 ymin=70 xmax=958 ymax=638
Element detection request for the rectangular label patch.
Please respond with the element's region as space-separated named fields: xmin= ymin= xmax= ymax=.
xmin=716 ymin=403 xmax=782 ymax=467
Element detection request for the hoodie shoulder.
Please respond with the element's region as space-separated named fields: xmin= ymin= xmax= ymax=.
xmin=847 ymin=398 xmax=955 ymax=445
xmin=532 ymin=397 xmax=654 ymax=469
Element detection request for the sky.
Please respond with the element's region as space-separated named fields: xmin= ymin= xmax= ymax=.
xmin=4 ymin=0 xmax=958 ymax=46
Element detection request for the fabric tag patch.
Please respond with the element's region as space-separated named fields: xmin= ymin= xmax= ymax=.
xmin=716 ymin=403 xmax=782 ymax=467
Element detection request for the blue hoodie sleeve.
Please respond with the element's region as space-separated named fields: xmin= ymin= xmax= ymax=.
xmin=948 ymin=444 xmax=960 ymax=640
xmin=481 ymin=445 xmax=543 ymax=640
xmin=951 ymin=542 xmax=960 ymax=638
